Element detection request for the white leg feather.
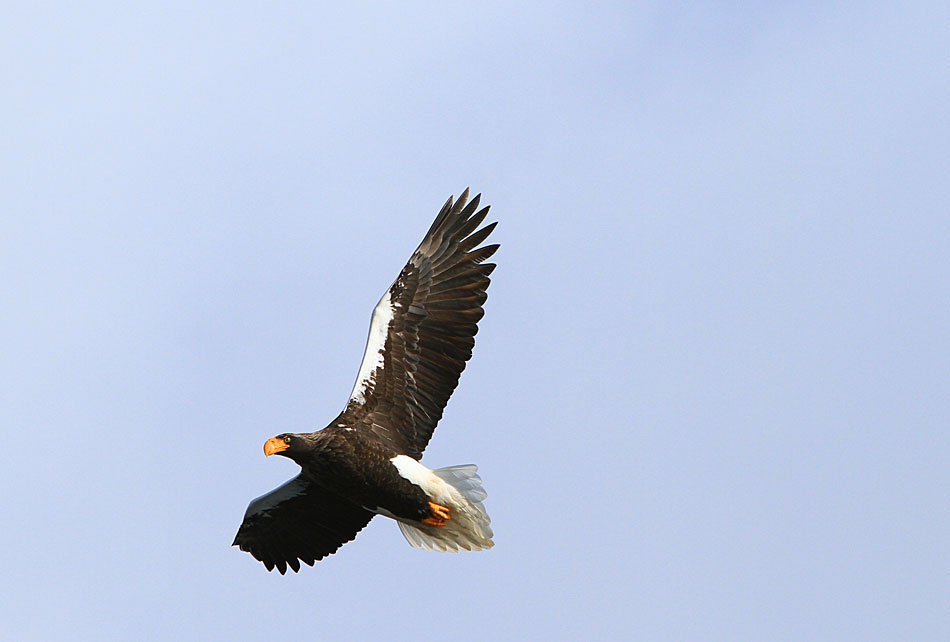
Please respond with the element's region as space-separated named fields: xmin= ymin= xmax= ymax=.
xmin=389 ymin=457 xmax=494 ymax=552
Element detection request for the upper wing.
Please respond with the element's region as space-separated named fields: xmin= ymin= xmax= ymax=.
xmin=340 ymin=189 xmax=498 ymax=459
xmin=232 ymin=475 xmax=374 ymax=573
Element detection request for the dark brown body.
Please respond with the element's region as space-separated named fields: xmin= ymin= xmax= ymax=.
xmin=290 ymin=427 xmax=433 ymax=522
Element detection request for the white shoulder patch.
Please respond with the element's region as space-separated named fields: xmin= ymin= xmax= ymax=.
xmin=244 ymin=476 xmax=308 ymax=519
xmin=349 ymin=287 xmax=395 ymax=404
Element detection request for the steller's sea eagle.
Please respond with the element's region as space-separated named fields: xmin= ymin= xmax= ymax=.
xmin=233 ymin=190 xmax=498 ymax=573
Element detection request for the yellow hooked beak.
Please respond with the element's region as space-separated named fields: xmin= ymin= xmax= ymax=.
xmin=264 ymin=437 xmax=289 ymax=457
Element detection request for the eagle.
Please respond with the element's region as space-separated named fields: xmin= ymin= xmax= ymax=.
xmin=233 ymin=190 xmax=498 ymax=573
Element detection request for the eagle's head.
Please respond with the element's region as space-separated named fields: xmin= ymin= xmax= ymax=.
xmin=263 ymin=433 xmax=304 ymax=459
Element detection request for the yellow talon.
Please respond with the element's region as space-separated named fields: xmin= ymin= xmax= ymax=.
xmin=424 ymin=501 xmax=451 ymax=526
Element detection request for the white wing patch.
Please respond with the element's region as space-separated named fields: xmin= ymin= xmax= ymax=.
xmin=349 ymin=287 xmax=395 ymax=404
xmin=243 ymin=475 xmax=308 ymax=519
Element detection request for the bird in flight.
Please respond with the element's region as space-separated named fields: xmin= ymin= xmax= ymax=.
xmin=233 ymin=190 xmax=498 ymax=573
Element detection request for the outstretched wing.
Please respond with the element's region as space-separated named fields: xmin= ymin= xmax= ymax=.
xmin=339 ymin=189 xmax=498 ymax=459
xmin=232 ymin=476 xmax=374 ymax=573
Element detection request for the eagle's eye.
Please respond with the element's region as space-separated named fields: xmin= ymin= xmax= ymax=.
xmin=284 ymin=436 xmax=292 ymax=445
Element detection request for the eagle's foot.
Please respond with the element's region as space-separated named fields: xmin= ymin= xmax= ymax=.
xmin=422 ymin=501 xmax=451 ymax=527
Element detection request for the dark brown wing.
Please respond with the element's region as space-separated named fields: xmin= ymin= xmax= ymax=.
xmin=339 ymin=189 xmax=498 ymax=459
xmin=232 ymin=475 xmax=374 ymax=573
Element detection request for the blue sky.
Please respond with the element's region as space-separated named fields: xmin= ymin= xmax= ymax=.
xmin=2 ymin=3 xmax=947 ymax=640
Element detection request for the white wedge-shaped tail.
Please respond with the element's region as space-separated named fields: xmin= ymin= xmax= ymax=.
xmin=389 ymin=457 xmax=494 ymax=552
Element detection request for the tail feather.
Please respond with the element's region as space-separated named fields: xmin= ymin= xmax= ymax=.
xmin=433 ymin=464 xmax=489 ymax=503
xmin=397 ymin=464 xmax=494 ymax=553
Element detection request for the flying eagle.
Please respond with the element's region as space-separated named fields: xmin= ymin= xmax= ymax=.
xmin=233 ymin=190 xmax=498 ymax=573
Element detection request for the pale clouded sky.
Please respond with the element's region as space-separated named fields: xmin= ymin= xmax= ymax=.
xmin=2 ymin=3 xmax=947 ymax=640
